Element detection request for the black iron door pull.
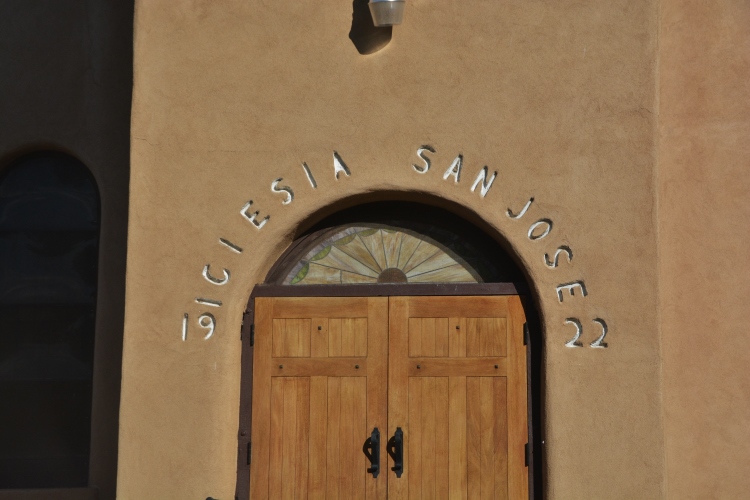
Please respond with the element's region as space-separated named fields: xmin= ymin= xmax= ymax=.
xmin=387 ymin=427 xmax=404 ymax=478
xmin=362 ymin=427 xmax=380 ymax=478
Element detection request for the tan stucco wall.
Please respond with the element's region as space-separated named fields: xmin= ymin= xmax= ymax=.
xmin=121 ymin=1 xmax=665 ymax=498
xmin=0 ymin=2 xmax=132 ymax=499
xmin=659 ymin=1 xmax=750 ymax=498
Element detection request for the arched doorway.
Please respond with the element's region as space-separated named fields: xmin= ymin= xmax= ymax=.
xmin=235 ymin=202 xmax=543 ymax=499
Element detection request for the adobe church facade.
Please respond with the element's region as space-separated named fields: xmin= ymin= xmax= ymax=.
xmin=0 ymin=1 xmax=748 ymax=499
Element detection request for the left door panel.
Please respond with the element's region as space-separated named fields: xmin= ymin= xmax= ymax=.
xmin=251 ymin=297 xmax=388 ymax=499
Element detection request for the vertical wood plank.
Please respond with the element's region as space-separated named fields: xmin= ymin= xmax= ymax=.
xmin=422 ymin=317 xmax=436 ymax=357
xmin=287 ymin=319 xmax=295 ymax=357
xmin=494 ymin=377 xmax=509 ymax=500
xmin=281 ymin=378 xmax=298 ymax=500
xmin=308 ymin=377 xmax=328 ymax=499
xmin=388 ymin=297 xmax=410 ymax=499
xmin=299 ymin=318 xmax=311 ymax=357
xmin=250 ymin=298 xmax=274 ymax=499
xmin=268 ymin=377 xmax=285 ymax=499
xmin=487 ymin=318 xmax=497 ymax=357
xmin=409 ymin=317 xmax=422 ymax=357
xmin=479 ymin=377 xmax=494 ymax=500
xmin=479 ymin=319 xmax=491 ymax=357
xmin=467 ymin=377 xmax=481 ymax=499
xmin=340 ymin=377 xmax=366 ymax=499
xmin=272 ymin=318 xmax=284 ymax=357
xmin=488 ymin=318 xmax=507 ymax=357
xmin=288 ymin=320 xmax=300 ymax=357
xmin=284 ymin=319 xmax=295 ymax=357
xmin=449 ymin=376 xmax=468 ymax=500
xmin=450 ymin=317 xmax=467 ymax=358
xmin=467 ymin=318 xmax=480 ymax=357
xmin=507 ymin=296 xmax=529 ymax=500
xmin=341 ymin=318 xmax=355 ymax=356
xmin=310 ymin=318 xmax=329 ymax=357
xmin=408 ymin=377 xmax=423 ymax=500
xmin=340 ymin=377 xmax=354 ymax=499
xmin=329 ymin=318 xmax=342 ymax=357
xmin=355 ymin=377 xmax=368 ymax=500
xmin=367 ymin=298 xmax=389 ymax=500
xmin=354 ymin=317 xmax=368 ymax=357
xmin=326 ymin=378 xmax=341 ymax=499
xmin=435 ymin=377 xmax=450 ymax=499
xmin=295 ymin=378 xmax=310 ymax=499
xmin=422 ymin=377 xmax=437 ymax=498
xmin=435 ymin=317 xmax=449 ymax=357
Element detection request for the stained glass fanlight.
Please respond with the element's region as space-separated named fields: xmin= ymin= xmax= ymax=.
xmin=283 ymin=224 xmax=493 ymax=285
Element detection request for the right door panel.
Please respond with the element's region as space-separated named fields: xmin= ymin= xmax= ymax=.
xmin=388 ymin=296 xmax=528 ymax=500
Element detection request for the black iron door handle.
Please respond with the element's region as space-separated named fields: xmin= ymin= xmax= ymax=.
xmin=386 ymin=427 xmax=404 ymax=478
xmin=362 ymin=427 xmax=380 ymax=478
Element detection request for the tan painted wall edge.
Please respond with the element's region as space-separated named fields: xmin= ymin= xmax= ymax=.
xmin=659 ymin=1 xmax=750 ymax=498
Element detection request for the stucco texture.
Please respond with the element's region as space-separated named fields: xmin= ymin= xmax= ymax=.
xmin=659 ymin=1 xmax=750 ymax=498
xmin=121 ymin=0 xmax=663 ymax=498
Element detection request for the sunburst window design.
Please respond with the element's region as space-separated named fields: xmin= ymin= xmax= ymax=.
xmin=283 ymin=225 xmax=488 ymax=285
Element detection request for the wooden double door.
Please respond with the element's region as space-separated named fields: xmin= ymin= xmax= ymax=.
xmin=250 ymin=295 xmax=528 ymax=499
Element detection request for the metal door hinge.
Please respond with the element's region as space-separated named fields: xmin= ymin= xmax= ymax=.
xmin=525 ymin=442 xmax=530 ymax=467
xmin=523 ymin=322 xmax=529 ymax=346
xmin=250 ymin=324 xmax=255 ymax=346
xmin=247 ymin=441 xmax=252 ymax=465
xmin=241 ymin=311 xmax=251 ymax=341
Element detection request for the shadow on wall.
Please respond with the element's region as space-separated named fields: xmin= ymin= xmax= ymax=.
xmin=0 ymin=0 xmax=134 ymax=497
xmin=349 ymin=0 xmax=392 ymax=54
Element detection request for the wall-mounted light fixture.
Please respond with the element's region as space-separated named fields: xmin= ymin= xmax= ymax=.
xmin=369 ymin=0 xmax=405 ymax=27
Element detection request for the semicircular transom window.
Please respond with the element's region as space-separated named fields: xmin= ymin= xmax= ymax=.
xmin=284 ymin=223 xmax=500 ymax=285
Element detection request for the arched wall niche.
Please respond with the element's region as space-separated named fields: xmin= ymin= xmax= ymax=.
xmin=239 ymin=196 xmax=545 ymax=498
xmin=0 ymin=150 xmax=101 ymax=489
xmin=0 ymin=144 xmax=87 ymax=176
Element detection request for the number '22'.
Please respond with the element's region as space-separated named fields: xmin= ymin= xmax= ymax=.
xmin=564 ymin=318 xmax=608 ymax=348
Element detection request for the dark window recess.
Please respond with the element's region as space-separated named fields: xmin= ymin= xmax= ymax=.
xmin=0 ymin=153 xmax=99 ymax=489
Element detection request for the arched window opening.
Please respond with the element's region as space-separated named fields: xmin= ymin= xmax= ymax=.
xmin=267 ymin=201 xmax=526 ymax=286
xmin=239 ymin=202 xmax=543 ymax=499
xmin=284 ymin=224 xmax=498 ymax=285
xmin=0 ymin=153 xmax=100 ymax=489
